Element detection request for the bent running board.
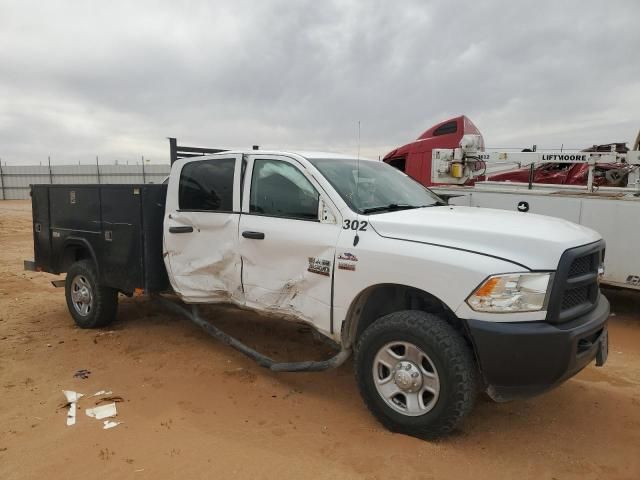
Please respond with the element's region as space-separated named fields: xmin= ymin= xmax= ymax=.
xmin=154 ymin=295 xmax=351 ymax=372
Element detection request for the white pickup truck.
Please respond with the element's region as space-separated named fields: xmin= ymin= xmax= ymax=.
xmin=27 ymin=147 xmax=610 ymax=439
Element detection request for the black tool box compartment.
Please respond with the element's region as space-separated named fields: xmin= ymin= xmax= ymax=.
xmin=30 ymin=184 xmax=169 ymax=294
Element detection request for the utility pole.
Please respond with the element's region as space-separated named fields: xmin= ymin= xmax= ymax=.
xmin=142 ymin=155 xmax=146 ymax=184
xmin=96 ymin=155 xmax=101 ymax=184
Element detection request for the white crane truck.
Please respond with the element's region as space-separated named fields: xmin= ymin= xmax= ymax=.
xmin=25 ymin=142 xmax=610 ymax=438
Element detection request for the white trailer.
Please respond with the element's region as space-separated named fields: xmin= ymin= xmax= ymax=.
xmin=430 ymin=139 xmax=640 ymax=291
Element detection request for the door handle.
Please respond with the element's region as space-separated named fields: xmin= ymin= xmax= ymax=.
xmin=169 ymin=226 xmax=194 ymax=234
xmin=242 ymin=231 xmax=265 ymax=240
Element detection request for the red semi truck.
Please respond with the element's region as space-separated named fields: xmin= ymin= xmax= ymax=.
xmin=383 ymin=116 xmax=484 ymax=187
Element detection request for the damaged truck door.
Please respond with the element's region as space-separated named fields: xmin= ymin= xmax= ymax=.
xmin=165 ymin=153 xmax=341 ymax=337
xmin=164 ymin=155 xmax=244 ymax=302
xmin=239 ymin=155 xmax=341 ymax=337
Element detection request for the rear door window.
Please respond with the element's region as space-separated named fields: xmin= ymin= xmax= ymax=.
xmin=179 ymin=158 xmax=235 ymax=211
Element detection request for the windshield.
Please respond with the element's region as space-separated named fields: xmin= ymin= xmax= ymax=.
xmin=307 ymin=158 xmax=444 ymax=214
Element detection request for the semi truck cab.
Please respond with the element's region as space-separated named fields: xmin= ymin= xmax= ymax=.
xmin=383 ymin=115 xmax=484 ymax=186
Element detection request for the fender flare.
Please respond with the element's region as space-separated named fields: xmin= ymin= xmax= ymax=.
xmin=340 ymin=283 xmax=458 ymax=348
xmin=61 ymin=236 xmax=100 ymax=277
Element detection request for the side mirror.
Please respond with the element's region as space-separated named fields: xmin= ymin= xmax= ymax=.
xmin=436 ymin=194 xmax=463 ymax=205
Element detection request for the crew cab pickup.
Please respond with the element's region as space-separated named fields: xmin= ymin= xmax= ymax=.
xmin=26 ymin=149 xmax=610 ymax=438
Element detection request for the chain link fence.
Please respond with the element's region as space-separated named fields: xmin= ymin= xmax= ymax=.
xmin=0 ymin=163 xmax=171 ymax=200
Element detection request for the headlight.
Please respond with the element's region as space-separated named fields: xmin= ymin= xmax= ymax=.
xmin=467 ymin=273 xmax=552 ymax=313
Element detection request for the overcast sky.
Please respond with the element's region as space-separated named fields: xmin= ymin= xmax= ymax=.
xmin=1 ymin=0 xmax=639 ymax=165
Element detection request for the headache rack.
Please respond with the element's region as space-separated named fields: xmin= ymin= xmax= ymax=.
xmin=168 ymin=137 xmax=228 ymax=165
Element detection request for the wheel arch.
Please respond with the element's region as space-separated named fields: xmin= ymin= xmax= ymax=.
xmin=340 ymin=283 xmax=468 ymax=349
xmin=60 ymin=237 xmax=99 ymax=275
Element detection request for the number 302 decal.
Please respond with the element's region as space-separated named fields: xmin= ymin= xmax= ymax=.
xmin=343 ymin=219 xmax=368 ymax=231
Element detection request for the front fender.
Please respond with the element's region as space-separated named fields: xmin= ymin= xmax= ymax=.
xmin=331 ymin=233 xmax=527 ymax=342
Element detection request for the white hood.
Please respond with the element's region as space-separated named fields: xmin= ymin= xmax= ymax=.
xmin=368 ymin=206 xmax=601 ymax=270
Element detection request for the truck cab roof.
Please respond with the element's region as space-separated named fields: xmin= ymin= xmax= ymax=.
xmin=199 ymin=150 xmax=375 ymax=162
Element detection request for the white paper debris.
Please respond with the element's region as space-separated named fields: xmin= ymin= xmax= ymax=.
xmin=85 ymin=402 xmax=117 ymax=420
xmin=90 ymin=390 xmax=113 ymax=397
xmin=62 ymin=390 xmax=84 ymax=426
xmin=103 ymin=420 xmax=122 ymax=429
xmin=63 ymin=390 xmax=83 ymax=403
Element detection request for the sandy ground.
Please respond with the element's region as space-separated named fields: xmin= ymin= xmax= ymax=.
xmin=0 ymin=199 xmax=639 ymax=479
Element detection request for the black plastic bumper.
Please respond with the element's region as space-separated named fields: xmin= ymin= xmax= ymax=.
xmin=464 ymin=294 xmax=610 ymax=401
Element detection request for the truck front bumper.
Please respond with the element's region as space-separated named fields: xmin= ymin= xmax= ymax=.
xmin=464 ymin=294 xmax=610 ymax=402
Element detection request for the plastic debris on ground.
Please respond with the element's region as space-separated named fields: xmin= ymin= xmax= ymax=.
xmin=62 ymin=390 xmax=84 ymax=426
xmin=85 ymin=402 xmax=117 ymax=420
xmin=60 ymin=388 xmax=123 ymax=429
xmin=103 ymin=420 xmax=122 ymax=430
xmin=90 ymin=390 xmax=113 ymax=397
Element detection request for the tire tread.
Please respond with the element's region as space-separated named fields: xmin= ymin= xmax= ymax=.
xmin=65 ymin=260 xmax=118 ymax=329
xmin=355 ymin=310 xmax=477 ymax=439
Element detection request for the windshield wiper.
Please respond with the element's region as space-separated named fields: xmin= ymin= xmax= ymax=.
xmin=362 ymin=204 xmax=424 ymax=214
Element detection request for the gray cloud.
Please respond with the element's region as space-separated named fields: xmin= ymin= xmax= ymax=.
xmin=0 ymin=0 xmax=639 ymax=165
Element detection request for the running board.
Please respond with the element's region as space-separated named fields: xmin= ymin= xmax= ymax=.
xmin=154 ymin=295 xmax=351 ymax=372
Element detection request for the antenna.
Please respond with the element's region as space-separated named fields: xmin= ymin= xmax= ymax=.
xmin=357 ymin=120 xmax=361 ymax=159
xmin=356 ymin=120 xmax=361 ymax=197
xmin=353 ymin=121 xmax=361 ymax=247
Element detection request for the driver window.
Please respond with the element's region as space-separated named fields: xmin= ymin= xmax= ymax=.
xmin=250 ymin=159 xmax=320 ymax=220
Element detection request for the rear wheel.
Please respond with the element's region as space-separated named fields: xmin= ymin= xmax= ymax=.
xmin=65 ymin=260 xmax=118 ymax=328
xmin=355 ymin=310 xmax=477 ymax=439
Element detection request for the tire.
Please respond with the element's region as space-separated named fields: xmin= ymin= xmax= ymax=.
xmin=355 ymin=310 xmax=477 ymax=439
xmin=65 ymin=260 xmax=118 ymax=328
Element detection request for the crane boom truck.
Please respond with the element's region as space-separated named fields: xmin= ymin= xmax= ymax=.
xmin=25 ymin=139 xmax=610 ymax=439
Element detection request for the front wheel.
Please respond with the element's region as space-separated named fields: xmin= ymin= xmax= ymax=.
xmin=355 ymin=310 xmax=477 ymax=439
xmin=65 ymin=260 xmax=118 ymax=328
